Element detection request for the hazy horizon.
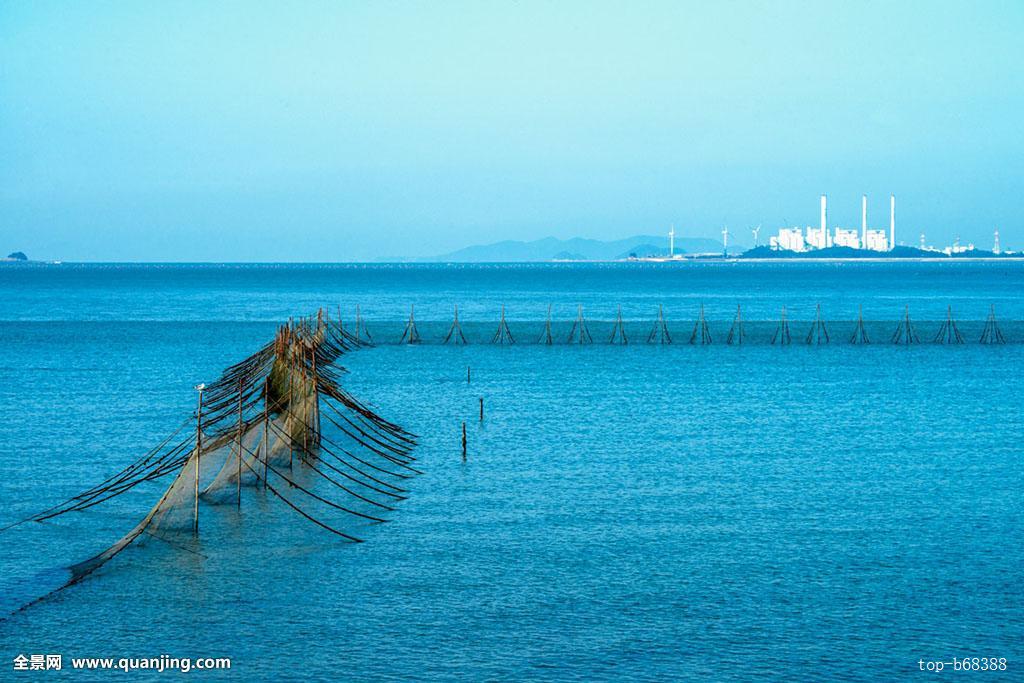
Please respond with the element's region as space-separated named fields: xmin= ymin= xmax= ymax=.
xmin=2 ymin=1 xmax=1022 ymax=261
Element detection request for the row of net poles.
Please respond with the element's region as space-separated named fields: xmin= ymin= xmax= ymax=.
xmin=366 ymin=303 xmax=1010 ymax=346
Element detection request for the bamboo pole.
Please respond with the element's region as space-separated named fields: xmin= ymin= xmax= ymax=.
xmin=727 ymin=304 xmax=744 ymax=345
xmin=772 ymin=306 xmax=791 ymax=345
xmin=302 ymin=343 xmax=309 ymax=461
xmin=892 ymin=305 xmax=919 ymax=345
xmin=690 ymin=303 xmax=712 ymax=345
xmin=933 ymin=304 xmax=964 ymax=344
xmin=492 ymin=305 xmax=514 ymax=344
xmin=850 ymin=305 xmax=870 ymax=344
xmin=193 ymin=383 xmax=205 ymax=534
xmin=444 ymin=304 xmax=467 ymax=345
xmin=400 ymin=304 xmax=421 ymax=344
xmin=648 ymin=304 xmax=672 ymax=344
xmin=980 ymin=304 xmax=1005 ymax=344
xmin=540 ymin=304 xmax=554 ymax=345
xmin=288 ymin=340 xmax=295 ymax=474
xmin=609 ymin=305 xmax=628 ymax=344
xmin=568 ymin=304 xmax=592 ymax=344
xmin=236 ymin=377 xmax=244 ymax=508
xmin=262 ymin=380 xmax=269 ymax=489
xmin=805 ymin=303 xmax=829 ymax=345
xmin=311 ymin=334 xmax=320 ymax=446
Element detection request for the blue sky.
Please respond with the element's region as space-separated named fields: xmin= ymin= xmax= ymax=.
xmin=1 ymin=1 xmax=1022 ymax=260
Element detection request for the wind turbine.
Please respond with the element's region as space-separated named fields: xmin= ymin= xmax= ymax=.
xmin=721 ymin=226 xmax=730 ymax=257
xmin=752 ymin=224 xmax=761 ymax=247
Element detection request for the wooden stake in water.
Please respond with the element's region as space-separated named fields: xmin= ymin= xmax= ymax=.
xmin=567 ymin=304 xmax=592 ymax=344
xmin=648 ymin=304 xmax=672 ymax=344
xmin=850 ymin=304 xmax=870 ymax=344
xmin=236 ymin=377 xmax=244 ymax=508
xmin=479 ymin=397 xmax=484 ymax=421
xmin=310 ymin=337 xmax=321 ymax=445
xmin=444 ymin=304 xmax=467 ymax=345
xmin=771 ymin=306 xmax=791 ymax=346
xmin=805 ymin=303 xmax=830 ymax=345
xmin=467 ymin=366 xmax=471 ymax=384
xmin=980 ymin=304 xmax=1005 ymax=344
xmin=539 ymin=304 xmax=554 ymax=345
xmin=491 ymin=304 xmax=515 ymax=344
xmin=609 ymin=305 xmax=628 ymax=345
xmin=288 ymin=346 xmax=295 ymax=473
xmin=461 ymin=422 xmax=467 ymax=460
xmin=891 ymin=305 xmax=919 ymax=345
xmin=262 ymin=380 xmax=269 ymax=489
xmin=727 ymin=304 xmax=744 ymax=345
xmin=690 ymin=303 xmax=712 ymax=345
xmin=400 ymin=304 xmax=421 ymax=344
xmin=193 ymin=383 xmax=206 ymax=535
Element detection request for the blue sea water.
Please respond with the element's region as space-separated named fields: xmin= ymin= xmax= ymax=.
xmin=0 ymin=263 xmax=1021 ymax=681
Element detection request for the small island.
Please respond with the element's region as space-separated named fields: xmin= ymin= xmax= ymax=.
xmin=738 ymin=245 xmax=1016 ymax=260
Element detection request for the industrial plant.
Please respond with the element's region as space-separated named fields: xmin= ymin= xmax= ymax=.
xmin=768 ymin=194 xmax=896 ymax=253
xmin=647 ymin=193 xmax=1011 ymax=261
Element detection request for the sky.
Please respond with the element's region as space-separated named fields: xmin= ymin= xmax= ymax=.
xmin=1 ymin=0 xmax=1023 ymax=261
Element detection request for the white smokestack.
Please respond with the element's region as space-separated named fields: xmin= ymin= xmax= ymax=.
xmin=861 ymin=194 xmax=867 ymax=249
xmin=889 ymin=194 xmax=895 ymax=250
xmin=820 ymin=194 xmax=827 ymax=247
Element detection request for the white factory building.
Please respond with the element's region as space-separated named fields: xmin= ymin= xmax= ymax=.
xmin=769 ymin=194 xmax=896 ymax=252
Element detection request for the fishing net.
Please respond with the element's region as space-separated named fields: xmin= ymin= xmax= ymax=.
xmin=14 ymin=310 xmax=418 ymax=593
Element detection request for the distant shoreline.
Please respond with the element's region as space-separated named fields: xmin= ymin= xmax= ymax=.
xmin=625 ymin=256 xmax=1024 ymax=264
xmin=3 ymin=258 xmax=1024 ymax=266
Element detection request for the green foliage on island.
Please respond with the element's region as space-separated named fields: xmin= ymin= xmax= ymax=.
xmin=740 ymin=245 xmax=1006 ymax=259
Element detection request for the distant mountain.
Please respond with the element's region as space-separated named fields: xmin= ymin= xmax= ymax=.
xmin=429 ymin=235 xmax=736 ymax=262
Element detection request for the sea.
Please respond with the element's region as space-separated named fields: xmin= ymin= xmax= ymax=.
xmin=0 ymin=262 xmax=1021 ymax=681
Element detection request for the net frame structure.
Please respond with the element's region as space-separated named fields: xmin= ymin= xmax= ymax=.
xmin=15 ymin=309 xmax=418 ymax=594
